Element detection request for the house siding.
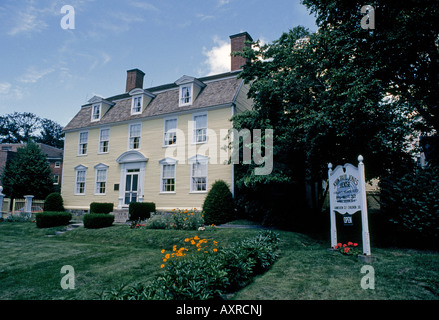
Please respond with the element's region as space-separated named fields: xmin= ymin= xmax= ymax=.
xmin=61 ymin=107 xmax=233 ymax=211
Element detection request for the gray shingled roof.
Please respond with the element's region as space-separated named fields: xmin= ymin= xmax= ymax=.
xmin=64 ymin=72 xmax=243 ymax=132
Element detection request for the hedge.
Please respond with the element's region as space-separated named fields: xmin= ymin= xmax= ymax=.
xmin=36 ymin=212 xmax=72 ymax=228
xmin=44 ymin=193 xmax=65 ymax=212
xmin=90 ymin=202 xmax=114 ymax=214
xmin=83 ymin=213 xmax=114 ymax=229
xmin=129 ymin=202 xmax=155 ymax=221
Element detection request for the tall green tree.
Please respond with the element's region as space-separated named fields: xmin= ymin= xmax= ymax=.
xmin=1 ymin=140 xmax=54 ymax=199
xmin=232 ymin=22 xmax=416 ymax=221
xmin=302 ymin=0 xmax=439 ymax=132
xmin=0 ymin=112 xmax=64 ymax=148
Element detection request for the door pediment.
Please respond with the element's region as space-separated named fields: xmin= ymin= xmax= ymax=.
xmin=116 ymin=151 xmax=148 ymax=164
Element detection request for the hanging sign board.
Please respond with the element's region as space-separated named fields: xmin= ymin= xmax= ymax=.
xmin=329 ymin=163 xmax=361 ymax=215
xmin=328 ymin=155 xmax=371 ymax=256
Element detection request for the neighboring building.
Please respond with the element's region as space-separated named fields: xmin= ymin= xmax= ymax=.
xmin=0 ymin=143 xmax=64 ymax=192
xmin=62 ymin=32 xmax=254 ymax=211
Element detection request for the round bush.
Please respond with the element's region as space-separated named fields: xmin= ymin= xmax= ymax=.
xmin=43 ymin=192 xmax=65 ymax=212
xmin=202 ymin=180 xmax=234 ymax=225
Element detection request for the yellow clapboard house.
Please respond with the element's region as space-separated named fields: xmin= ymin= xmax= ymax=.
xmin=61 ymin=32 xmax=254 ymax=211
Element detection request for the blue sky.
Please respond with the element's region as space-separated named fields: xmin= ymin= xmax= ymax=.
xmin=0 ymin=0 xmax=317 ymax=127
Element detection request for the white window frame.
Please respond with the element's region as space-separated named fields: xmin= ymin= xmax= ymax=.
xmin=98 ymin=128 xmax=110 ymax=154
xmin=94 ymin=163 xmax=109 ymax=195
xmin=189 ymin=155 xmax=208 ymax=193
xmin=91 ymin=103 xmax=101 ymax=122
xmin=192 ymin=112 xmax=208 ymax=144
xmin=78 ymin=131 xmax=88 ymax=156
xmin=159 ymin=158 xmax=177 ymax=194
xmin=179 ymin=84 xmax=193 ymax=106
xmin=74 ymin=165 xmax=87 ymax=195
xmin=128 ymin=123 xmax=142 ymax=150
xmin=163 ymin=117 xmax=178 ymax=147
xmin=54 ymin=161 xmax=61 ymax=168
xmin=131 ymin=95 xmax=143 ymax=115
xmin=53 ymin=174 xmax=60 ymax=185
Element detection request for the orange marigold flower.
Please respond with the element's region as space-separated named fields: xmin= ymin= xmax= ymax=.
xmin=165 ymin=254 xmax=170 ymax=259
xmin=213 ymin=248 xmax=217 ymax=252
xmin=184 ymin=238 xmax=190 ymax=242
xmin=194 ymin=236 xmax=200 ymax=240
xmin=161 ymin=249 xmax=165 ymax=254
xmin=160 ymin=264 xmax=165 ymax=268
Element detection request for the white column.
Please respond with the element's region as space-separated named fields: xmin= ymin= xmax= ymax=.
xmin=328 ymin=163 xmax=337 ymax=248
xmin=24 ymin=195 xmax=34 ymax=214
xmin=358 ymin=155 xmax=371 ymax=256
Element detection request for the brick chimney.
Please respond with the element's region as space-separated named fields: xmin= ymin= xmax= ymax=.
xmin=230 ymin=32 xmax=253 ymax=71
xmin=126 ymin=69 xmax=145 ymax=92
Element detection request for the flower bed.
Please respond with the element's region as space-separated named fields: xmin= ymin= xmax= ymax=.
xmin=131 ymin=208 xmax=205 ymax=231
xmin=101 ymin=230 xmax=281 ymax=300
xmin=333 ymin=242 xmax=362 ymax=256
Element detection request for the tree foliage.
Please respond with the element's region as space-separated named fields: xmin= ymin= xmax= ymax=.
xmin=302 ymin=0 xmax=439 ymax=132
xmin=0 ymin=112 xmax=64 ymax=148
xmin=1 ymin=140 xmax=54 ymax=199
xmin=231 ymin=1 xmax=438 ymax=220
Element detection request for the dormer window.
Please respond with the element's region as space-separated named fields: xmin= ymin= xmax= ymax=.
xmin=175 ymin=75 xmax=206 ymax=107
xmin=87 ymin=96 xmax=114 ymax=122
xmin=180 ymin=85 xmax=192 ymax=106
xmin=129 ymin=88 xmax=155 ymax=115
xmin=132 ymin=95 xmax=142 ymax=115
xmin=91 ymin=104 xmax=101 ymax=121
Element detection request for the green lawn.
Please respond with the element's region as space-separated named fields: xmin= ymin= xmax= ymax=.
xmin=0 ymin=221 xmax=438 ymax=300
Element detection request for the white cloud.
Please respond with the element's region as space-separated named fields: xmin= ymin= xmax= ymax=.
xmin=201 ymin=37 xmax=231 ymax=76
xmin=196 ymin=13 xmax=215 ymax=21
xmin=8 ymin=6 xmax=48 ymax=36
xmin=128 ymin=0 xmax=159 ymax=12
xmin=17 ymin=67 xmax=55 ymax=84
xmin=0 ymin=82 xmax=11 ymax=95
xmin=218 ymin=0 xmax=232 ymax=6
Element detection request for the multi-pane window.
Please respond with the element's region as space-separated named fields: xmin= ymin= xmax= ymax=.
xmin=75 ymin=170 xmax=86 ymax=194
xmin=161 ymin=164 xmax=176 ymax=192
xmin=164 ymin=118 xmax=177 ymax=146
xmin=95 ymin=169 xmax=107 ymax=195
xmin=53 ymin=175 xmax=60 ymax=185
xmin=191 ymin=161 xmax=207 ymax=192
xmin=99 ymin=128 xmax=110 ymax=153
xmin=92 ymin=104 xmax=101 ymax=121
xmin=129 ymin=124 xmax=141 ymax=150
xmin=180 ymin=86 xmax=192 ymax=105
xmin=132 ymin=96 xmax=142 ymax=114
xmin=78 ymin=132 xmax=88 ymax=155
xmin=193 ymin=114 xmax=207 ymax=143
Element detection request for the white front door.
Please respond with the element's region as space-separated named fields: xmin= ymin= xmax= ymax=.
xmin=124 ymin=169 xmax=140 ymax=205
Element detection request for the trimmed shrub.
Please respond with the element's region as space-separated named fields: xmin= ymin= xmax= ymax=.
xmin=202 ymin=180 xmax=234 ymax=225
xmin=36 ymin=212 xmax=72 ymax=228
xmin=129 ymin=202 xmax=155 ymax=221
xmin=83 ymin=213 xmax=114 ymax=229
xmin=43 ymin=192 xmax=65 ymax=212
xmin=90 ymin=202 xmax=114 ymax=214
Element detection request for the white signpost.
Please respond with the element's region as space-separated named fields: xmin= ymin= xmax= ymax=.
xmin=328 ymin=155 xmax=372 ymax=257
